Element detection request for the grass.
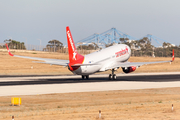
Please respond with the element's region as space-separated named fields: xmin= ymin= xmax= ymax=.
xmin=0 ymin=87 xmax=172 ymax=119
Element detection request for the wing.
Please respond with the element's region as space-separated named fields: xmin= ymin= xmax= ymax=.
xmin=6 ymin=44 xmax=69 ymax=66
xmin=107 ymin=50 xmax=175 ymax=70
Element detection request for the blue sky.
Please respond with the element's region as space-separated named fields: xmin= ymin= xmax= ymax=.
xmin=0 ymin=0 xmax=180 ymax=46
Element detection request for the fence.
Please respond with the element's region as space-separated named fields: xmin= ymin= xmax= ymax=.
xmin=1 ymin=43 xmax=178 ymax=57
xmin=0 ymin=43 xmax=98 ymax=55
xmin=0 ymin=43 xmax=45 ymax=51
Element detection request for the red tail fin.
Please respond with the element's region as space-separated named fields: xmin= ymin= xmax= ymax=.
xmin=66 ymin=26 xmax=84 ymax=65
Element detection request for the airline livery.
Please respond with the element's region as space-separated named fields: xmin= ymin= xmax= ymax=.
xmin=6 ymin=26 xmax=175 ymax=80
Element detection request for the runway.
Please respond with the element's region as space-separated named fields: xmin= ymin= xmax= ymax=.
xmin=0 ymin=72 xmax=180 ymax=96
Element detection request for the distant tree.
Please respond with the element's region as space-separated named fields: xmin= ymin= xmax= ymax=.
xmin=92 ymin=42 xmax=99 ymax=50
xmin=119 ymin=38 xmax=129 ymax=44
xmin=163 ymin=42 xmax=172 ymax=48
xmin=4 ymin=39 xmax=26 ymax=49
xmin=46 ymin=39 xmax=63 ymax=52
xmin=77 ymin=44 xmax=97 ymax=50
xmin=47 ymin=39 xmax=63 ymax=48
xmin=77 ymin=42 xmax=100 ymax=50
xmin=105 ymin=43 xmax=114 ymax=48
xmin=4 ymin=39 xmax=12 ymax=43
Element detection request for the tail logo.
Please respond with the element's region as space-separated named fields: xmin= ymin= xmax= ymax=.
xmin=67 ymin=30 xmax=77 ymax=60
xmin=73 ymin=52 xmax=77 ymax=60
xmin=67 ymin=30 xmax=75 ymax=51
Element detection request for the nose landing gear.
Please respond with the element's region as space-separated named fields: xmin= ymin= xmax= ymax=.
xmin=109 ymin=69 xmax=116 ymax=80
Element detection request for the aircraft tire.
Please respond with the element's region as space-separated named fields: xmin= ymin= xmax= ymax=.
xmin=113 ymin=74 xmax=116 ymax=80
xmin=82 ymin=75 xmax=85 ymax=79
xmin=86 ymin=75 xmax=89 ymax=79
xmin=109 ymin=74 xmax=112 ymax=80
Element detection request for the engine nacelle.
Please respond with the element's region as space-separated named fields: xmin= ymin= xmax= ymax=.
xmin=122 ymin=66 xmax=136 ymax=73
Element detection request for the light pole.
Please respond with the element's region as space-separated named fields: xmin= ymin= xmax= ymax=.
xmin=37 ymin=39 xmax=41 ymax=51
xmin=23 ymin=37 xmax=27 ymax=49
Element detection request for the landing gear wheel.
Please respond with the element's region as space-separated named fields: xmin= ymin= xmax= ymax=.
xmin=86 ymin=75 xmax=89 ymax=79
xmin=109 ymin=74 xmax=112 ymax=80
xmin=113 ymin=74 xmax=116 ymax=80
xmin=82 ymin=75 xmax=85 ymax=79
xmin=109 ymin=69 xmax=117 ymax=80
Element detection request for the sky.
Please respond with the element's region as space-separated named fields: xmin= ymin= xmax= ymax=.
xmin=0 ymin=0 xmax=180 ymax=46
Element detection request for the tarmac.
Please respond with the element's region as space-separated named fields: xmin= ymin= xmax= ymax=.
xmin=0 ymin=72 xmax=180 ymax=96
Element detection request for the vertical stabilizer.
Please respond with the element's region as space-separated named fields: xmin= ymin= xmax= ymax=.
xmin=66 ymin=26 xmax=84 ymax=65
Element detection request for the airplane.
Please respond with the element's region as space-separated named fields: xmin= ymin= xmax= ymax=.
xmin=6 ymin=26 xmax=175 ymax=80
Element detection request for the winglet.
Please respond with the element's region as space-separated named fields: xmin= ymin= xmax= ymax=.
xmin=5 ymin=44 xmax=14 ymax=56
xmin=172 ymin=49 xmax=174 ymax=62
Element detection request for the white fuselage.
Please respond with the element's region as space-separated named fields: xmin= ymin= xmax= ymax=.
xmin=72 ymin=44 xmax=131 ymax=75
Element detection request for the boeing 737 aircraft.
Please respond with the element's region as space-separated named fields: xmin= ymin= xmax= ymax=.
xmin=6 ymin=26 xmax=175 ymax=80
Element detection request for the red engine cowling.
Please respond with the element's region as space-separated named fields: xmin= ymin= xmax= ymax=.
xmin=122 ymin=66 xmax=136 ymax=73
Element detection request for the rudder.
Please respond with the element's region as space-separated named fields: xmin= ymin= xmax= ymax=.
xmin=66 ymin=26 xmax=84 ymax=64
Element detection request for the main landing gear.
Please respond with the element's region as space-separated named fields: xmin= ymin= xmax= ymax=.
xmin=109 ymin=69 xmax=116 ymax=80
xmin=82 ymin=75 xmax=89 ymax=79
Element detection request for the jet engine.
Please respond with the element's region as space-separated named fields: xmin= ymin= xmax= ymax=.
xmin=122 ymin=66 xmax=136 ymax=73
